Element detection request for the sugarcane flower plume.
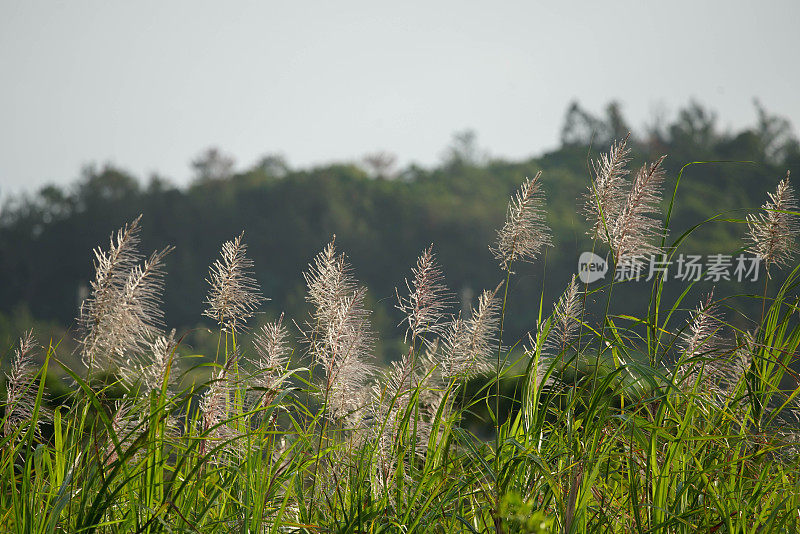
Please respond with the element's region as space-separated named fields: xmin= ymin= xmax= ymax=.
xmin=675 ymin=292 xmax=732 ymax=399
xmin=105 ymin=398 xmax=140 ymax=464
xmin=200 ymin=368 xmax=230 ymax=434
xmin=680 ymin=291 xmax=721 ymax=360
xmin=493 ymin=172 xmax=553 ymax=271
xmin=584 ymin=135 xmax=632 ymax=240
xmin=199 ymin=353 xmax=241 ymax=458
xmin=78 ymin=215 xmax=142 ymax=367
xmin=396 ymin=246 xmax=452 ymax=343
xmin=204 ymin=232 xmax=266 ymax=333
xmin=4 ymin=331 xmax=48 ymax=438
xmin=304 ymin=236 xmax=356 ymax=330
xmin=370 ymin=356 xmax=412 ymax=447
xmin=302 ymin=240 xmax=376 ymax=422
xmin=709 ymin=331 xmax=754 ymax=403
xmin=121 ymin=329 xmax=179 ymax=395
xmin=323 ymin=287 xmax=376 ymax=421
xmin=440 ymin=285 xmax=501 ymax=380
xmin=250 ymin=313 xmax=290 ymax=400
xmin=369 ymin=349 xmax=435 ymax=486
xmin=747 ymin=172 xmax=799 ymax=270
xmin=543 ymin=275 xmax=582 ymax=356
xmin=302 ymin=239 xmax=359 ymax=366
xmin=371 ymin=350 xmax=418 ymax=433
xmin=415 ymin=338 xmax=445 ymax=408
xmin=525 ymin=276 xmax=582 ymax=393
xmin=78 ymin=215 xmax=173 ymax=370
xmin=610 ymin=155 xmax=667 ymax=264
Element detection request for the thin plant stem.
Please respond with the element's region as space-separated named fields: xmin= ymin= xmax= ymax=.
xmin=494 ymin=268 xmax=511 ymax=531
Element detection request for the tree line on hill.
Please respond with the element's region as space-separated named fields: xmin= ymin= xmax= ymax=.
xmin=1 ymin=99 xmax=798 ymax=365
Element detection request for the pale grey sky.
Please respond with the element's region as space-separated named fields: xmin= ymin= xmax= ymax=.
xmin=1 ymin=1 xmax=798 ymax=195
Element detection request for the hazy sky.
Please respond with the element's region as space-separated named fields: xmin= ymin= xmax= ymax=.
xmin=1 ymin=1 xmax=798 ymax=195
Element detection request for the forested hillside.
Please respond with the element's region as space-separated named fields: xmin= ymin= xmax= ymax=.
xmin=2 ymin=100 xmax=799 ymax=364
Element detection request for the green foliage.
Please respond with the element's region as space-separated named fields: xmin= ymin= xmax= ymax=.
xmin=5 ymin=266 xmax=795 ymax=532
xmin=1 ymin=99 xmax=800 ymax=532
xmin=1 ymin=100 xmax=799 ymax=367
xmin=500 ymin=491 xmax=553 ymax=533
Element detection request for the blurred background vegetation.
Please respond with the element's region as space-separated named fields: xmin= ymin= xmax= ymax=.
xmin=2 ymin=98 xmax=799 ymax=373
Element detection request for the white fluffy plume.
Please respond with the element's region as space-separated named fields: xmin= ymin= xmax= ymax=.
xmin=440 ymin=286 xmax=501 ymax=381
xmin=610 ymin=156 xmax=667 ymax=264
xmin=493 ymin=172 xmax=553 ymax=271
xmin=584 ymin=139 xmax=667 ymax=265
xmin=302 ymin=239 xmax=376 ymax=423
xmin=3 ymin=331 xmax=47 ymax=438
xmin=78 ymin=216 xmax=173 ymax=370
xmin=396 ymin=246 xmax=451 ymax=343
xmin=747 ymin=172 xmax=799 ymax=271
xmin=584 ymin=136 xmax=632 ymax=240
xmin=204 ymin=232 xmax=265 ymax=333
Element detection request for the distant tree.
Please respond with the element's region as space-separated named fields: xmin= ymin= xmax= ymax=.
xmin=643 ymin=102 xmax=670 ymax=152
xmin=559 ymin=100 xmax=633 ymax=148
xmin=604 ymin=101 xmax=631 ymax=142
xmin=0 ymin=98 xmax=796 ymax=365
xmin=147 ymin=174 xmax=174 ymax=194
xmin=253 ymin=154 xmax=290 ymax=178
xmin=75 ymin=164 xmax=140 ymax=205
xmin=37 ymin=185 xmax=73 ymax=222
xmin=668 ymin=100 xmax=718 ymax=153
xmin=560 ymin=100 xmax=608 ymax=147
xmin=361 ymin=151 xmax=397 ymax=179
xmin=191 ymin=147 xmax=236 ymax=182
xmin=442 ymin=129 xmax=486 ymax=168
xmin=397 ymin=163 xmax=426 ymax=182
xmin=754 ymin=99 xmax=800 ymax=164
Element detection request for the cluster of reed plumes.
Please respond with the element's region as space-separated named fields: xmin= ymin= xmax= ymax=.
xmin=3 ymin=140 xmax=800 ymax=533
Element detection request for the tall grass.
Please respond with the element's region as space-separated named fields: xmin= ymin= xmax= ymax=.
xmin=2 ymin=143 xmax=800 ymax=533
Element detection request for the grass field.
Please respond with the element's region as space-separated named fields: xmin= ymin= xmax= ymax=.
xmin=3 ymin=139 xmax=800 ymax=533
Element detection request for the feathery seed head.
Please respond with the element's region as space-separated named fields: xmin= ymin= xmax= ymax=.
xmin=118 ymin=246 xmax=173 ymax=344
xmin=204 ymin=232 xmax=265 ymax=333
xmin=382 ymin=354 xmax=415 ymax=407
xmin=526 ymin=277 xmax=582 ymax=394
xmin=91 ymin=215 xmax=144 ymax=292
xmin=747 ymin=172 xmax=799 ymax=271
xmin=584 ymin=136 xmax=632 ymax=240
xmin=440 ymin=285 xmax=501 ymax=380
xmin=79 ymin=215 xmax=149 ymax=368
xmin=411 ymin=338 xmax=444 ymax=403
xmin=680 ymin=291 xmax=721 ymax=360
xmin=681 ymin=290 xmax=722 ymax=358
xmin=323 ymin=287 xmax=376 ymax=421
xmin=198 ymin=354 xmax=242 ymax=458
xmin=493 ymin=172 xmax=553 ymax=271
xmin=125 ymin=328 xmax=179 ymax=395
xmin=78 ymin=216 xmax=172 ymax=371
xmin=201 ymin=369 xmax=231 ymax=433
xmin=4 ymin=331 xmax=46 ymax=438
xmin=610 ymin=155 xmax=667 ymax=264
xmin=106 ymin=398 xmax=140 ymax=464
xmin=710 ymin=332 xmax=754 ymax=401
xmin=369 ymin=349 xmax=435 ymax=481
xmin=583 ymin=140 xmax=667 ymax=265
xmin=251 ymin=313 xmax=290 ymax=396
xmin=543 ymin=275 xmax=582 ymax=356
xmin=302 ymin=240 xmax=376 ymax=423
xmin=370 ymin=355 xmax=411 ymax=429
xmin=674 ymin=292 xmax=737 ymax=401
xmin=396 ymin=246 xmax=452 ymax=343
xmin=304 ymin=237 xmax=356 ymax=329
